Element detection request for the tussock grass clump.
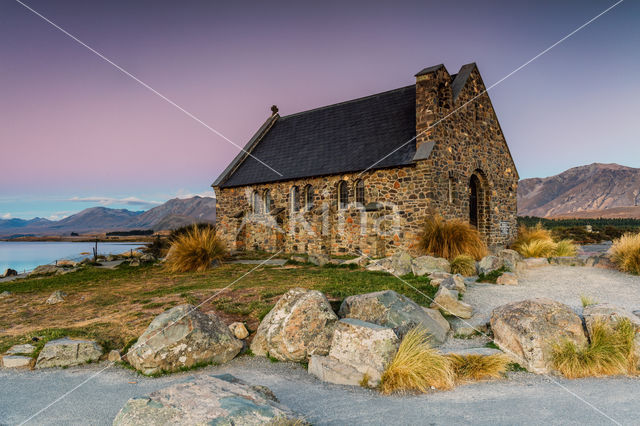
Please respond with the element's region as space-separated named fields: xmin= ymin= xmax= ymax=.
xmin=551 ymin=318 xmax=638 ymax=379
xmin=447 ymin=353 xmax=510 ymax=382
xmin=580 ymin=295 xmax=598 ymax=308
xmin=554 ymin=239 xmax=578 ymax=257
xmin=517 ymin=239 xmax=557 ymax=258
xmin=380 ymin=328 xmax=455 ymax=394
xmin=418 ymin=215 xmax=487 ymax=261
xmin=450 ymin=255 xmax=477 ymax=277
xmin=610 ymin=233 xmax=640 ymax=275
xmin=513 ymin=223 xmax=553 ymax=251
xmin=166 ymin=225 xmax=227 ymax=273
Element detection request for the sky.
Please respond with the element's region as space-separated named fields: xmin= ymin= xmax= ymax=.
xmin=1 ymin=0 xmax=638 ymax=220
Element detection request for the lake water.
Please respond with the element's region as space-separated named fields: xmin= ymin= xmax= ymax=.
xmin=0 ymin=241 xmax=147 ymax=273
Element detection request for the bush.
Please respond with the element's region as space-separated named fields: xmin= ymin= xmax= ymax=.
xmin=380 ymin=327 xmax=455 ymax=394
xmin=143 ymin=236 xmax=170 ymax=259
xmin=447 ymin=353 xmax=510 ymax=382
xmin=610 ymin=233 xmax=640 ymax=275
xmin=169 ymin=223 xmax=216 ymax=242
xmin=551 ymin=318 xmax=637 ymax=378
xmin=418 ymin=215 xmax=487 ymax=261
xmin=554 ymin=239 xmax=578 ymax=257
xmin=165 ymin=225 xmax=227 ymax=273
xmin=450 ymin=255 xmax=476 ymax=276
xmin=517 ymin=239 xmax=557 ymax=258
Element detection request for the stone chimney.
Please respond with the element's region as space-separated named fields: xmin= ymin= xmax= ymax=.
xmin=413 ymin=64 xmax=452 ymax=160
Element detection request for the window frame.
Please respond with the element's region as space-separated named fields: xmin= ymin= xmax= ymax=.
xmin=338 ymin=181 xmax=349 ymax=210
xmin=252 ymin=190 xmax=261 ymax=214
xmin=354 ymin=179 xmax=365 ymax=206
xmin=263 ymin=189 xmax=272 ymax=214
xmin=290 ymin=185 xmax=300 ymax=213
xmin=304 ymin=184 xmax=314 ymax=211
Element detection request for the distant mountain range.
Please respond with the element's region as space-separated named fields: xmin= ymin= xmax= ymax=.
xmin=518 ymin=163 xmax=640 ymax=218
xmin=0 ymin=196 xmax=216 ymax=238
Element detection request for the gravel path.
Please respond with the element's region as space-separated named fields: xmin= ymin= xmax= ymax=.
xmin=1 ymin=356 xmax=639 ymax=426
xmin=463 ymin=265 xmax=640 ymax=326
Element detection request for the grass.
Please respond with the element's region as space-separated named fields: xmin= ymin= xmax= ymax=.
xmin=512 ymin=224 xmax=578 ymax=258
xmin=517 ymin=239 xmax=557 ymax=258
xmin=477 ymin=266 xmax=510 ymax=284
xmin=166 ymin=225 xmax=227 ymax=273
xmin=609 ymin=232 xmax=640 ymax=275
xmin=447 ymin=353 xmax=510 ymax=382
xmin=380 ymin=327 xmax=455 ymax=394
xmin=418 ymin=215 xmax=487 ymax=261
xmin=554 ymin=239 xmax=578 ymax=257
xmin=450 ymin=255 xmax=476 ymax=276
xmin=551 ymin=318 xmax=638 ymax=378
xmin=0 ymin=261 xmax=438 ymax=356
xmin=581 ymin=295 xmax=599 ymax=308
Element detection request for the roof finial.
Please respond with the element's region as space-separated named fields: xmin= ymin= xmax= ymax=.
xmin=271 ymin=105 xmax=279 ymax=116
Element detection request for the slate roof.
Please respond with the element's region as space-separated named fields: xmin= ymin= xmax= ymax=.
xmin=216 ymin=85 xmax=417 ymax=188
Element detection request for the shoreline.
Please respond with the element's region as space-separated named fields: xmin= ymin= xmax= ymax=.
xmin=0 ymin=235 xmax=156 ymax=243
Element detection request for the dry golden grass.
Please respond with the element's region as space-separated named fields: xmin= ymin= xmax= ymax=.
xmin=610 ymin=233 xmax=640 ymax=275
xmin=580 ymin=295 xmax=599 ymax=308
xmin=166 ymin=225 xmax=227 ymax=273
xmin=513 ymin=223 xmax=553 ymax=251
xmin=551 ymin=318 xmax=638 ymax=379
xmin=450 ymin=255 xmax=477 ymax=277
xmin=517 ymin=239 xmax=557 ymax=258
xmin=447 ymin=353 xmax=510 ymax=383
xmin=418 ymin=215 xmax=487 ymax=261
xmin=380 ymin=327 xmax=455 ymax=394
xmin=554 ymin=239 xmax=578 ymax=257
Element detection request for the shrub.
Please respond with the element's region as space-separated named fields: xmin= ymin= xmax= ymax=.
xmin=418 ymin=215 xmax=487 ymax=261
xmin=169 ymin=223 xmax=216 ymax=242
xmin=143 ymin=236 xmax=170 ymax=259
xmin=517 ymin=239 xmax=557 ymax=258
xmin=554 ymin=239 xmax=578 ymax=257
xmin=551 ymin=318 xmax=637 ymax=378
xmin=165 ymin=225 xmax=227 ymax=273
xmin=447 ymin=353 xmax=510 ymax=382
xmin=450 ymin=255 xmax=476 ymax=276
xmin=380 ymin=327 xmax=455 ymax=394
xmin=610 ymin=233 xmax=640 ymax=275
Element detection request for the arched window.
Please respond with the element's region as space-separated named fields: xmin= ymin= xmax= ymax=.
xmin=290 ymin=186 xmax=300 ymax=212
xmin=304 ymin=184 xmax=314 ymax=210
xmin=354 ymin=179 xmax=365 ymax=205
xmin=252 ymin=190 xmax=261 ymax=214
xmin=338 ymin=181 xmax=349 ymax=210
xmin=263 ymin=189 xmax=272 ymax=214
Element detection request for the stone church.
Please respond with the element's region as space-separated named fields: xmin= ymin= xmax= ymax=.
xmin=213 ymin=63 xmax=518 ymax=257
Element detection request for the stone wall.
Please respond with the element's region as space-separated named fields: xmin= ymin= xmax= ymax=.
xmin=214 ymin=64 xmax=518 ymax=256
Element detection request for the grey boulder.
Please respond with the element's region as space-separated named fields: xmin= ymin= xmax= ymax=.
xmin=411 ymin=256 xmax=451 ymax=276
xmin=35 ymin=338 xmax=102 ymax=369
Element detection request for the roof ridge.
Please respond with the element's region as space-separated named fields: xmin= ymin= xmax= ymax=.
xmin=280 ymin=84 xmax=415 ymax=119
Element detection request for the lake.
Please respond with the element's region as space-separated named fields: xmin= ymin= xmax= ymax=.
xmin=0 ymin=241 xmax=147 ymax=273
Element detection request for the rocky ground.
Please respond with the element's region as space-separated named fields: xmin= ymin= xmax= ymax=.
xmin=1 ymin=356 xmax=639 ymax=425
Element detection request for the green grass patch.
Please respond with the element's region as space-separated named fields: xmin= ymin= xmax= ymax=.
xmin=477 ymin=267 xmax=510 ymax=284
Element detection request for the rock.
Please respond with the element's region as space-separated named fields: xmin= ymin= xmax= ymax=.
xmin=56 ymin=259 xmax=77 ymax=267
xmin=106 ymin=255 xmax=116 ymax=262
xmin=251 ymin=288 xmax=337 ymax=362
xmin=127 ymin=305 xmax=242 ymax=375
xmin=338 ymin=290 xmax=449 ymax=344
xmin=496 ymin=272 xmax=518 ymax=286
xmin=478 ymin=255 xmax=503 ymax=275
xmin=342 ymin=255 xmax=368 ymax=267
xmin=113 ymin=374 xmax=302 ymax=425
xmin=29 ymin=264 xmax=61 ymax=276
xmin=3 ymin=268 xmax=17 ymax=277
xmin=430 ymin=286 xmax=473 ymax=319
xmin=498 ymin=249 xmax=522 ymax=270
xmin=583 ymin=303 xmax=640 ymax=355
xmin=290 ymin=255 xmax=307 ymax=263
xmin=309 ymin=319 xmax=399 ymax=387
xmin=520 ymin=258 xmax=549 ymax=268
xmin=450 ymin=316 xmax=489 ymax=338
xmin=6 ymin=343 xmax=35 ymax=355
xmin=634 ymin=310 xmax=640 ymax=318
xmin=389 ymin=251 xmax=413 ymax=276
xmin=229 ymin=322 xmax=249 ymax=340
xmin=429 ymin=271 xmax=452 ymax=280
xmin=0 ymin=290 xmax=12 ymax=298
xmin=490 ymin=298 xmax=587 ymax=374
xmin=108 ymin=350 xmax=122 ymax=362
xmin=366 ymin=257 xmax=392 ymax=273
xmin=411 ymin=256 xmax=450 ymax=276
xmin=549 ymin=256 xmax=585 ymax=267
xmin=2 ymin=356 xmax=32 ymax=369
xmin=590 ymin=256 xmax=617 ymax=270
xmin=129 ymin=260 xmax=141 ymax=267
xmin=35 ymin=338 xmax=102 ymax=368
xmin=308 ymin=253 xmax=330 ymax=266
xmin=46 ymin=290 xmax=67 ymax=305
xmin=441 ymin=274 xmax=466 ymax=293
xmin=442 ymin=347 xmax=504 ymax=357
xmin=139 ymin=254 xmax=155 ymax=263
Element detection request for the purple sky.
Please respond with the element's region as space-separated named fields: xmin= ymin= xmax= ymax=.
xmin=1 ymin=0 xmax=638 ymax=219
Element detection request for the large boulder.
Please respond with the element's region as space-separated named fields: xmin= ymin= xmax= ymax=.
xmin=497 ymin=249 xmax=522 ymax=270
xmin=308 ymin=253 xmax=330 ymax=266
xmin=113 ymin=374 xmax=302 ymax=425
xmin=46 ymin=290 xmax=67 ymax=305
xmin=441 ymin=274 xmax=466 ymax=293
xmin=3 ymin=268 xmax=18 ymax=278
xmin=583 ymin=303 xmax=640 ymax=355
xmin=338 ymin=290 xmax=449 ymax=344
xmin=411 ymin=256 xmax=450 ymax=276
xmin=29 ymin=264 xmax=61 ymax=276
xmin=35 ymin=338 xmax=102 ymax=368
xmin=490 ymin=298 xmax=587 ymax=374
xmin=127 ymin=305 xmax=242 ymax=375
xmin=365 ymin=251 xmax=412 ymax=276
xmin=478 ymin=255 xmax=503 ymax=275
xmin=251 ymin=288 xmax=338 ymax=362
xmin=496 ymin=272 xmax=518 ymax=286
xmin=430 ymin=286 xmax=473 ymax=319
xmin=309 ymin=318 xmax=399 ymax=387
